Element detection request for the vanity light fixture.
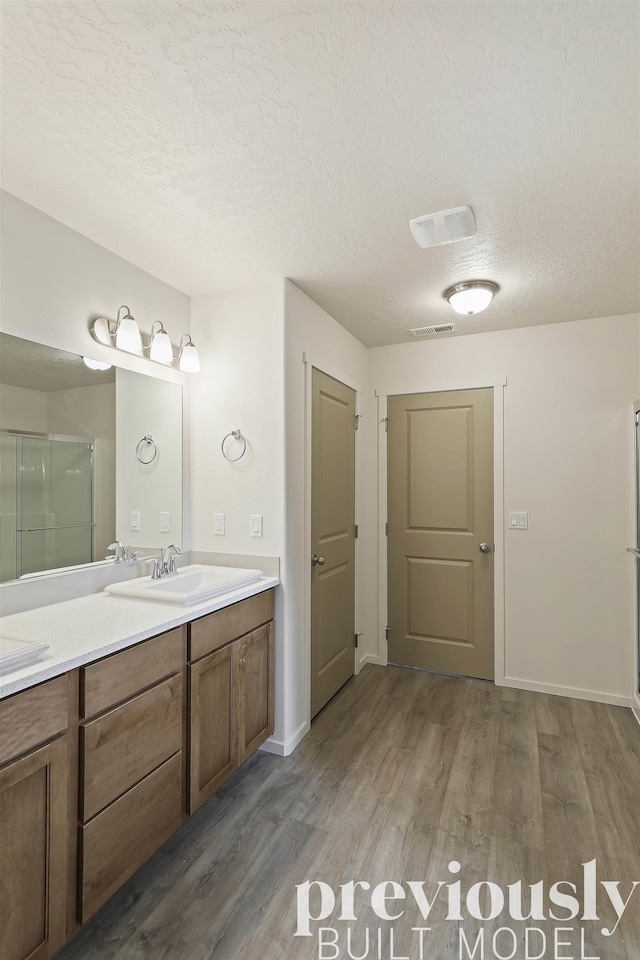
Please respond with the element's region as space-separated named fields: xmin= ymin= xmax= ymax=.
xmin=90 ymin=305 xmax=142 ymax=355
xmin=443 ymin=280 xmax=499 ymax=315
xmin=89 ymin=307 xmax=200 ymax=373
xmin=146 ymin=321 xmax=174 ymax=365
xmin=82 ymin=357 xmax=112 ymax=371
xmin=175 ymin=334 xmax=200 ymax=373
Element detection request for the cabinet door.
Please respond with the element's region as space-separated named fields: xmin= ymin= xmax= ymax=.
xmin=188 ymin=643 xmax=238 ymax=814
xmin=237 ymin=622 xmax=274 ymax=764
xmin=0 ymin=736 xmax=67 ymax=960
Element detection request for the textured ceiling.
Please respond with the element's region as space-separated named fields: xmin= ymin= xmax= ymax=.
xmin=0 ymin=334 xmax=115 ymax=392
xmin=1 ymin=1 xmax=638 ymax=346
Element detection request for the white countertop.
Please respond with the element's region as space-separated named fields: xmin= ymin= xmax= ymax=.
xmin=0 ymin=576 xmax=279 ymax=700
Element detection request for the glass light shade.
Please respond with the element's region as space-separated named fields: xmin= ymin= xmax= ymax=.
xmin=444 ymin=281 xmax=498 ymax=315
xmin=149 ymin=329 xmax=173 ymax=364
xmin=449 ymin=288 xmax=493 ymax=315
xmin=115 ymin=315 xmax=142 ymax=354
xmin=179 ymin=341 xmax=200 ymax=373
xmin=82 ymin=357 xmax=112 ymax=371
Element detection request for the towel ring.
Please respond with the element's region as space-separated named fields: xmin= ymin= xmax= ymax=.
xmin=136 ymin=435 xmax=157 ymax=464
xmin=221 ymin=429 xmax=247 ymax=462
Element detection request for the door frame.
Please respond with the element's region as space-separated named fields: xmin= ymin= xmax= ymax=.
xmin=377 ymin=378 xmax=507 ymax=685
xmin=302 ymin=355 xmax=361 ymax=726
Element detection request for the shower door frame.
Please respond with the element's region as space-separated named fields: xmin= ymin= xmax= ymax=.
xmin=1 ymin=428 xmax=95 ymax=579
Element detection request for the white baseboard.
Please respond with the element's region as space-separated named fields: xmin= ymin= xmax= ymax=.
xmin=260 ymin=719 xmax=310 ymax=757
xmin=503 ymin=676 xmax=633 ymax=708
xmin=633 ymin=693 xmax=640 ymax=726
xmin=357 ymin=653 xmax=380 ymax=672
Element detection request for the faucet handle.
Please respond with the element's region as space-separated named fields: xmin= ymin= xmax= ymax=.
xmin=145 ymin=558 xmax=161 ymax=579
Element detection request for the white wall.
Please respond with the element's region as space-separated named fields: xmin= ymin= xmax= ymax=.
xmin=0 ymin=191 xmax=191 ymax=611
xmin=281 ymin=280 xmax=372 ymax=753
xmin=190 ymin=280 xmax=285 ymax=558
xmin=116 ymin=370 xmax=183 ymax=551
xmin=368 ymin=313 xmax=639 ymax=705
xmin=0 ymin=383 xmax=48 ymax=433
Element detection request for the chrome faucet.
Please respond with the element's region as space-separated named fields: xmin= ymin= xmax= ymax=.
xmin=107 ymin=541 xmax=128 ymax=563
xmin=162 ymin=544 xmax=182 ymax=575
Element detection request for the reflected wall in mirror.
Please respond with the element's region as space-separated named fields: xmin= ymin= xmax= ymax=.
xmin=0 ymin=333 xmax=183 ymax=584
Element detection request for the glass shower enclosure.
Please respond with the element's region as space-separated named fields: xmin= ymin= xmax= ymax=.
xmin=0 ymin=432 xmax=94 ymax=581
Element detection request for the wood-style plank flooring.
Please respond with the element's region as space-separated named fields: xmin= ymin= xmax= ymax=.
xmin=57 ymin=665 xmax=640 ymax=960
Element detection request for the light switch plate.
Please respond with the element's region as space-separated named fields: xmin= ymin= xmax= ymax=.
xmin=160 ymin=512 xmax=170 ymax=533
xmin=130 ymin=510 xmax=141 ymax=532
xmin=250 ymin=514 xmax=263 ymax=538
xmin=214 ymin=513 xmax=225 ymax=536
xmin=509 ymin=511 xmax=528 ymax=530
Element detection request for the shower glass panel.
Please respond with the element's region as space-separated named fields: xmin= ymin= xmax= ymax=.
xmin=1 ymin=434 xmax=94 ymax=578
xmin=0 ymin=434 xmax=18 ymax=582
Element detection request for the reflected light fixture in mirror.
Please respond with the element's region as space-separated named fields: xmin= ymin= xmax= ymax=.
xmin=82 ymin=357 xmax=112 ymax=371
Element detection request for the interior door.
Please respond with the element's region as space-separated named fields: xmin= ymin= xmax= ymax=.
xmin=311 ymin=368 xmax=357 ymax=718
xmin=387 ymin=388 xmax=494 ymax=680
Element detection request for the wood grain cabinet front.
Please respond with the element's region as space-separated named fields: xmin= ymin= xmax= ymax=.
xmin=188 ymin=608 xmax=275 ymax=815
xmin=0 ymin=676 xmax=70 ymax=960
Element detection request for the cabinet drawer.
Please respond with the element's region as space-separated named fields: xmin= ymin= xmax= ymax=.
xmin=81 ymin=627 xmax=184 ymax=719
xmin=79 ymin=752 xmax=183 ymax=923
xmin=189 ymin=589 xmax=274 ymax=662
xmin=0 ymin=676 xmax=68 ymax=766
xmin=81 ymin=674 xmax=183 ymax=821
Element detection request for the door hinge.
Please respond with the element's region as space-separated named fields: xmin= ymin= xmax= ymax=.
xmin=383 ymin=417 xmax=388 ymax=432
xmin=355 ymin=414 xmax=362 ymax=430
xmin=385 ymin=625 xmax=390 ymax=639
xmin=385 ymin=521 xmax=388 ymax=536
xmin=354 ymin=524 xmax=359 ymax=538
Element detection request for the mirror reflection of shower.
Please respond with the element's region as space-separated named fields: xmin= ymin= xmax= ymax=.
xmin=1 ymin=433 xmax=96 ymax=580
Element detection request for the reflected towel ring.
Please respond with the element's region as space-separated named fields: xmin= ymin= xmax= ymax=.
xmin=221 ymin=429 xmax=247 ymax=462
xmin=136 ymin=435 xmax=157 ymax=464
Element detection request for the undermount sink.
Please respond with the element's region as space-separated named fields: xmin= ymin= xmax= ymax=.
xmin=104 ymin=564 xmax=264 ymax=605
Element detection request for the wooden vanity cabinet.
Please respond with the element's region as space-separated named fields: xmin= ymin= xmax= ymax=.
xmin=0 ymin=676 xmax=71 ymax=960
xmin=188 ymin=590 xmax=274 ymax=813
xmin=77 ymin=626 xmax=186 ymax=923
xmin=0 ymin=586 xmax=275 ymax=956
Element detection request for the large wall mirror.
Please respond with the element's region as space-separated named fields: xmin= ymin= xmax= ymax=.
xmin=0 ymin=332 xmax=182 ymax=584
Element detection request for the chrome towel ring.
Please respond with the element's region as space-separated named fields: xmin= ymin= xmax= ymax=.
xmin=221 ymin=429 xmax=247 ymax=462
xmin=136 ymin=434 xmax=158 ymax=464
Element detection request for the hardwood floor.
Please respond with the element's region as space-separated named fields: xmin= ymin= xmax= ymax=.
xmin=57 ymin=665 xmax=640 ymax=960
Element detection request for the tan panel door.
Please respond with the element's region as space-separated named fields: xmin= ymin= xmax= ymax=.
xmin=311 ymin=368 xmax=356 ymax=718
xmin=387 ymin=388 xmax=494 ymax=680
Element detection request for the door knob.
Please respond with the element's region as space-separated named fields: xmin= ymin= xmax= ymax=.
xmin=311 ymin=554 xmax=326 ymax=566
xmin=479 ymin=542 xmax=492 ymax=553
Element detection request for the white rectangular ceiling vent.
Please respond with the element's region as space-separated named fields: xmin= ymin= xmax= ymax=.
xmin=410 ymin=205 xmax=475 ymax=248
xmin=410 ymin=323 xmax=457 ymax=337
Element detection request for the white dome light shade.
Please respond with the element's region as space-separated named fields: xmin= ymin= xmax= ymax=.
xmin=82 ymin=357 xmax=112 ymax=371
xmin=444 ymin=281 xmax=499 ymax=315
xmin=179 ymin=340 xmax=200 ymax=373
xmin=115 ymin=310 xmax=142 ymax=354
xmin=149 ymin=326 xmax=173 ymax=364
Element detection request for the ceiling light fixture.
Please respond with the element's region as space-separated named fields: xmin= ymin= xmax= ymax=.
xmin=82 ymin=357 xmax=112 ymax=371
xmin=89 ymin=307 xmax=200 ymax=373
xmin=175 ymin=334 xmax=200 ymax=373
xmin=146 ymin=321 xmax=174 ymax=365
xmin=443 ymin=280 xmax=499 ymax=315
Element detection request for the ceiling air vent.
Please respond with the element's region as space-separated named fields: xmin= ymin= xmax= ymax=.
xmin=410 ymin=323 xmax=457 ymax=337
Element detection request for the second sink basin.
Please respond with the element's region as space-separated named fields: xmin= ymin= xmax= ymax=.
xmin=104 ymin=564 xmax=264 ymax=605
